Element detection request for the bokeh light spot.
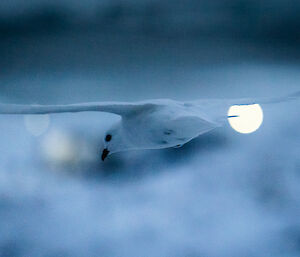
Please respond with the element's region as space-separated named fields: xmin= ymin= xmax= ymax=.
xmin=24 ymin=114 xmax=50 ymax=137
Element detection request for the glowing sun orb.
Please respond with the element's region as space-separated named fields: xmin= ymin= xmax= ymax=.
xmin=227 ymin=104 xmax=263 ymax=134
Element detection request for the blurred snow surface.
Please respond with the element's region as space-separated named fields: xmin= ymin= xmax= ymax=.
xmin=0 ymin=37 xmax=299 ymax=257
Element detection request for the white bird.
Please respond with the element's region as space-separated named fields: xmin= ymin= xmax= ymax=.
xmin=0 ymin=91 xmax=299 ymax=160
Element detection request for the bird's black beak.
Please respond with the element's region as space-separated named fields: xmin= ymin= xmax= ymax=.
xmin=101 ymin=148 xmax=110 ymax=161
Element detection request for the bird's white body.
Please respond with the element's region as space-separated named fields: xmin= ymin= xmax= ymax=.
xmin=0 ymin=91 xmax=298 ymax=160
xmin=120 ymin=99 xmax=217 ymax=150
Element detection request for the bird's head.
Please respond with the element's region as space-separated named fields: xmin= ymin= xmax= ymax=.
xmin=101 ymin=122 xmax=128 ymax=161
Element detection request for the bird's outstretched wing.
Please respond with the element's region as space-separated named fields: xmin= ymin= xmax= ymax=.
xmin=188 ymin=90 xmax=300 ymax=124
xmin=225 ymin=90 xmax=300 ymax=106
xmin=191 ymin=90 xmax=300 ymax=107
xmin=0 ymin=101 xmax=154 ymax=116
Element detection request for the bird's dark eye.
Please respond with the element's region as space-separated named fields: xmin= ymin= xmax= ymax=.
xmin=105 ymin=134 xmax=112 ymax=142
